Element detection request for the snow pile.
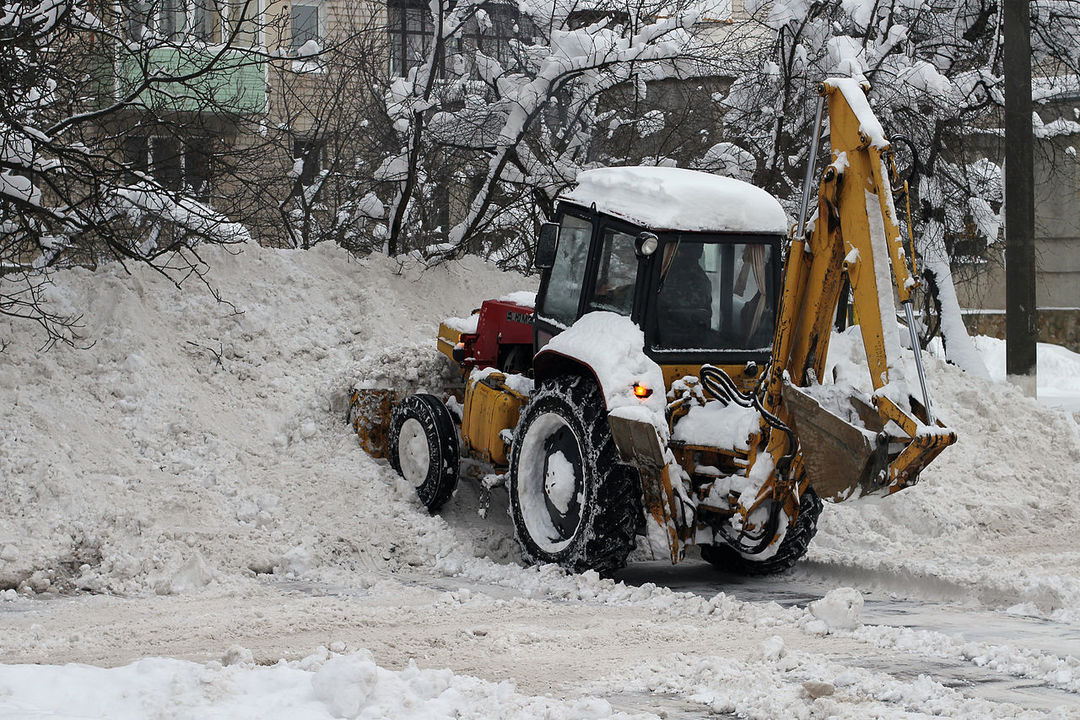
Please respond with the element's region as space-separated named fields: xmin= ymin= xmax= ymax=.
xmin=0 ymin=244 xmax=532 ymax=596
xmin=2 ymin=242 xmax=1079 ymax=620
xmin=971 ymin=335 xmax=1080 ymax=413
xmin=0 ymin=648 xmax=645 ymax=719
xmin=1 ymin=242 xmax=1079 ymax=717
xmin=810 ymin=328 xmax=1080 ymax=617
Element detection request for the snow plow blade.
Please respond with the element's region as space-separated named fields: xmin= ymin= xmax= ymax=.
xmin=782 ymin=382 xmax=956 ymax=502
xmin=348 ymin=387 xmax=397 ymax=459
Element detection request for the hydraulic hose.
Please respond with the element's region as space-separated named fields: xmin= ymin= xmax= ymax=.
xmin=699 ymin=364 xmax=800 ymax=555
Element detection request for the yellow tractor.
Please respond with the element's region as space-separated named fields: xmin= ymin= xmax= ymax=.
xmin=350 ymin=78 xmax=956 ymax=575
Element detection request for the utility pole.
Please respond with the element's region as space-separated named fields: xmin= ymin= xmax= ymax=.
xmin=1004 ymin=0 xmax=1037 ymax=395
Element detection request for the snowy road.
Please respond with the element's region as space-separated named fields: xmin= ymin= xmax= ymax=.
xmin=617 ymin=561 xmax=1080 ymax=713
xmin=4 ymin=546 xmax=1077 ymax=717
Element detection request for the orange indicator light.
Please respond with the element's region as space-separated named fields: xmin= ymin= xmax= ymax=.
xmin=633 ymin=383 xmax=652 ymax=399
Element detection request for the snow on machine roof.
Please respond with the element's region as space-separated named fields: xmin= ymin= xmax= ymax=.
xmin=559 ymin=166 xmax=789 ymax=235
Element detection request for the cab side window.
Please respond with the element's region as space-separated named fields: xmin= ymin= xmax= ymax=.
xmin=585 ymin=228 xmax=638 ymax=316
xmin=538 ymin=214 xmax=592 ymax=327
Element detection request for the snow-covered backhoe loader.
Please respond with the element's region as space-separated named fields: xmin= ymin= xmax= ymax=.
xmin=349 ymin=78 xmax=956 ymax=576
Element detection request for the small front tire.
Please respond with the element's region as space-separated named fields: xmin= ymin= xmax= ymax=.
xmin=388 ymin=394 xmax=459 ymax=512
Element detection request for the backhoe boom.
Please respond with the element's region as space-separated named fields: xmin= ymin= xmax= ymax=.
xmin=762 ymin=79 xmax=955 ymax=503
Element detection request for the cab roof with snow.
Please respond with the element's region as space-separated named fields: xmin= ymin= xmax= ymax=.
xmin=558 ymin=166 xmax=789 ymax=235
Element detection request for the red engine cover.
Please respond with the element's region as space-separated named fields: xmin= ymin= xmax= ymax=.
xmin=465 ymin=299 xmax=534 ymax=369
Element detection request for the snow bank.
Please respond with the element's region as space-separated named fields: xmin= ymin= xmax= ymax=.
xmin=3 ymin=239 xmax=1079 ymax=619
xmin=810 ymin=328 xmax=1080 ymax=617
xmin=1 ymin=236 xmax=1078 ymax=635
xmin=0 ymin=647 xmax=644 ymax=719
xmin=0 ymin=244 xmax=532 ymax=596
xmin=1 ymin=240 xmax=1080 ymax=717
xmin=971 ymin=335 xmax=1080 ymax=413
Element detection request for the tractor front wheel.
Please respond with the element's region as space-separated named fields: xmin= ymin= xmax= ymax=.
xmin=509 ymin=376 xmax=641 ymax=576
xmin=700 ymin=488 xmax=823 ymax=576
xmin=388 ymin=394 xmax=459 ymax=513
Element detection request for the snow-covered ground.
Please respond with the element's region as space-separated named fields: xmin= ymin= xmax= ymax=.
xmin=970 ymin=335 xmax=1080 ymax=413
xmin=1 ymin=242 xmax=1078 ymax=719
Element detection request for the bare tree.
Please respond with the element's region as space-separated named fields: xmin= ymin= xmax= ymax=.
xmin=0 ymin=0 xmax=291 ymax=345
xmin=711 ymin=0 xmax=1080 ymax=371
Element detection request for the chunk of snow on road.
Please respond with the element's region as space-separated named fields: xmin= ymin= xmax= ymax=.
xmin=155 ymin=551 xmax=216 ymax=595
xmin=807 ymin=587 xmax=864 ymax=632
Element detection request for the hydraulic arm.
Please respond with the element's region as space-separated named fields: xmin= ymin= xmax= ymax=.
xmin=760 ymin=79 xmax=956 ymax=504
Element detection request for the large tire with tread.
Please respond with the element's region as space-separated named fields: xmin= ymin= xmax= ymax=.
xmin=388 ymin=394 xmax=459 ymax=512
xmin=508 ymin=375 xmax=641 ymax=575
xmin=701 ymin=488 xmax=823 ymax=576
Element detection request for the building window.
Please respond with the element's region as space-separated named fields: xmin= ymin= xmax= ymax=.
xmin=389 ymin=0 xmax=431 ymax=77
xmin=125 ymin=0 xmax=242 ymax=43
xmin=127 ymin=0 xmax=152 ymax=40
xmin=291 ymin=2 xmax=320 ymax=48
xmin=228 ymin=0 xmax=258 ymax=46
xmin=192 ymin=0 xmax=220 ymax=41
xmin=123 ymin=136 xmax=150 ymax=179
xmin=185 ymin=147 xmax=211 ymax=201
xmin=460 ymin=2 xmax=529 ymax=70
xmin=159 ymin=0 xmax=185 ymax=38
xmin=123 ymin=135 xmax=212 ymax=201
xmin=151 ymin=137 xmax=183 ymax=190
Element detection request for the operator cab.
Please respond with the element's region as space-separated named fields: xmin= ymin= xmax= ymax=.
xmin=532 ymin=166 xmax=788 ymax=367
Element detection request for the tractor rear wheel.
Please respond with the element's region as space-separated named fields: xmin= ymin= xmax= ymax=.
xmin=509 ymin=376 xmax=641 ymax=576
xmin=701 ymin=488 xmax=823 ymax=576
xmin=388 ymin=394 xmax=459 ymax=512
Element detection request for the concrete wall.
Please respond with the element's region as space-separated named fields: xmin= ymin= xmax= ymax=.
xmin=953 ymin=116 xmax=1080 ymax=335
xmin=963 ymin=309 xmax=1080 ymax=352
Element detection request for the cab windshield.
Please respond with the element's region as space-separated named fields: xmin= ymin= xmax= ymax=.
xmin=653 ymin=239 xmax=777 ymax=352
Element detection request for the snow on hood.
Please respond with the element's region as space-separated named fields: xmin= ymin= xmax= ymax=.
xmin=541 ymin=311 xmax=666 ymax=414
xmin=560 ymin=166 xmax=789 ymax=235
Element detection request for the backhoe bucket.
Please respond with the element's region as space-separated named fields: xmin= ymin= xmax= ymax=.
xmin=348 ymin=387 xmax=397 ymax=458
xmin=781 ymin=383 xmax=889 ymax=502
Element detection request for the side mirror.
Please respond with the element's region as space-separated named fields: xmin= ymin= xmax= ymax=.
xmin=534 ymin=222 xmax=559 ymax=270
